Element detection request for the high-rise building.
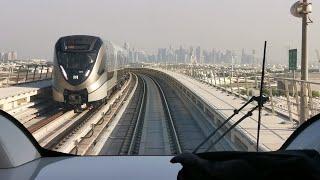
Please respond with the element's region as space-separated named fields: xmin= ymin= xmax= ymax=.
xmin=241 ymin=49 xmax=254 ymax=64
xmin=175 ymin=46 xmax=187 ymax=63
xmin=189 ymin=47 xmax=196 ymax=64
xmin=4 ymin=52 xmax=11 ymax=61
xmin=211 ymin=49 xmax=216 ymax=64
xmin=123 ymin=42 xmax=129 ymax=50
xmin=195 ymin=46 xmax=201 ymax=63
xmin=157 ymin=48 xmax=167 ymax=63
xmin=11 ymin=51 xmax=17 ymax=60
xmin=2 ymin=51 xmax=18 ymax=61
xmin=0 ymin=52 xmax=4 ymax=61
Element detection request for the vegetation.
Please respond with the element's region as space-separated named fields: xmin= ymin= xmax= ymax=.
xmin=240 ymin=89 xmax=253 ymax=96
xmin=262 ymin=88 xmax=284 ymax=97
xmin=312 ymin=91 xmax=320 ymax=98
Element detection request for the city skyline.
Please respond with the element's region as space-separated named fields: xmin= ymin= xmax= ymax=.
xmin=117 ymin=43 xmax=311 ymax=66
xmin=1 ymin=0 xmax=320 ymax=64
xmin=0 ymin=45 xmax=317 ymax=67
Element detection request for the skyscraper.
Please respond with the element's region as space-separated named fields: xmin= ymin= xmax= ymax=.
xmin=11 ymin=51 xmax=18 ymax=60
xmin=195 ymin=46 xmax=201 ymax=64
xmin=0 ymin=52 xmax=4 ymax=61
xmin=189 ymin=47 xmax=196 ymax=64
xmin=123 ymin=42 xmax=129 ymax=50
xmin=157 ymin=48 xmax=167 ymax=63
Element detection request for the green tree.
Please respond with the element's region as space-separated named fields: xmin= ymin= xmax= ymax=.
xmin=312 ymin=91 xmax=320 ymax=98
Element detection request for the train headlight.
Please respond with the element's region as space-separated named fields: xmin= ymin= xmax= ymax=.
xmin=85 ymin=70 xmax=90 ymax=77
xmin=60 ymin=65 xmax=68 ymax=80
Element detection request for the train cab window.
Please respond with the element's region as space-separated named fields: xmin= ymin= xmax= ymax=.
xmin=98 ymin=53 xmax=106 ymax=75
xmin=57 ymin=52 xmax=96 ymax=70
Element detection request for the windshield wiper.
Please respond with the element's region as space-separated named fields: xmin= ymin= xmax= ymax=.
xmin=193 ymin=95 xmax=269 ymax=153
xmin=193 ymin=41 xmax=268 ymax=153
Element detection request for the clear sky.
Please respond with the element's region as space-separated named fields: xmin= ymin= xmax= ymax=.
xmin=0 ymin=0 xmax=319 ymax=64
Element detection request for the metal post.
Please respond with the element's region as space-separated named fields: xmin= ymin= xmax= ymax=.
xmin=255 ymin=73 xmax=258 ymax=89
xmin=25 ymin=65 xmax=29 ymax=82
xmin=245 ymin=76 xmax=249 ymax=99
xmin=293 ymin=80 xmax=300 ymax=120
xmin=213 ymin=69 xmax=217 ymax=86
xmin=230 ymin=75 xmax=233 ymax=94
xmin=285 ymin=80 xmax=293 ymax=122
xmin=32 ymin=66 xmax=37 ymax=81
xmin=267 ymin=76 xmax=275 ymax=116
xmin=6 ymin=67 xmax=11 ymax=86
xmin=236 ymin=72 xmax=240 ymax=97
xmin=300 ymin=0 xmax=310 ymax=123
xmin=210 ymin=70 xmax=213 ymax=85
xmin=39 ymin=65 xmax=44 ymax=80
xmin=307 ymin=83 xmax=314 ymax=116
xmin=16 ymin=66 xmax=21 ymax=84
xmin=45 ymin=66 xmax=49 ymax=79
xmin=223 ymin=71 xmax=226 ymax=91
xmin=218 ymin=70 xmax=221 ymax=88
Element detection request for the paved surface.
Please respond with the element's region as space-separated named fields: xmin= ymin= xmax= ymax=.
xmin=141 ymin=74 xmax=235 ymax=154
xmin=100 ymin=72 xmax=236 ymax=155
xmin=0 ymin=80 xmax=51 ymax=100
xmin=155 ymin=75 xmax=234 ymax=152
xmin=156 ymin=69 xmax=295 ymax=151
xmin=139 ymin=75 xmax=171 ymax=155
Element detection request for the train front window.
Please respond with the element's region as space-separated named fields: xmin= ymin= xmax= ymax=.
xmin=2 ymin=0 xmax=320 ymax=163
xmin=57 ymin=52 xmax=96 ymax=70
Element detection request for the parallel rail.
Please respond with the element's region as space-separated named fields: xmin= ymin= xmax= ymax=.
xmin=148 ymin=75 xmax=182 ymax=154
xmin=27 ymin=73 xmax=134 ymax=154
xmin=125 ymin=73 xmax=182 ymax=155
xmin=28 ymin=110 xmax=65 ymax=133
xmin=127 ymin=76 xmax=147 ymax=155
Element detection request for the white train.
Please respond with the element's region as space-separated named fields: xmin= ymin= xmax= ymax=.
xmin=52 ymin=35 xmax=128 ymax=110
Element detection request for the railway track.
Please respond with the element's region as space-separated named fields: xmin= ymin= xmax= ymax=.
xmin=148 ymin=75 xmax=182 ymax=154
xmin=9 ymin=99 xmax=60 ymax=125
xmin=35 ymin=73 xmax=136 ymax=154
xmin=17 ymin=73 xmax=135 ymax=155
xmin=153 ymin=74 xmax=235 ymax=152
xmin=19 ymin=70 xmax=236 ymax=155
xmin=101 ymin=71 xmax=236 ymax=155
xmin=27 ymin=110 xmax=65 ymax=133
xmin=97 ymin=75 xmax=145 ymax=155
xmin=126 ymin=76 xmax=147 ymax=155
xmin=100 ymin=74 xmax=182 ymax=155
xmin=73 ymin=74 xmax=138 ymax=155
xmin=133 ymin=74 xmax=180 ymax=155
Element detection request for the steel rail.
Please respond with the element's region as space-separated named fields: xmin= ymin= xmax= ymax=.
xmin=148 ymin=75 xmax=182 ymax=154
xmin=128 ymin=76 xmax=147 ymax=155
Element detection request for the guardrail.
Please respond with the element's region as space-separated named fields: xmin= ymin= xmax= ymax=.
xmin=0 ymin=65 xmax=53 ymax=87
xmin=162 ymin=65 xmax=320 ymax=125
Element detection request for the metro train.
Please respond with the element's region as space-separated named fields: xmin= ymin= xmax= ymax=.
xmin=52 ymin=35 xmax=128 ymax=111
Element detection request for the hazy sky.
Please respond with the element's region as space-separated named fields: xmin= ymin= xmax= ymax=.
xmin=1 ymin=0 xmax=320 ymax=64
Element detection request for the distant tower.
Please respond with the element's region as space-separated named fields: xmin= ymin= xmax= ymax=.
xmin=12 ymin=51 xmax=17 ymax=60
xmin=252 ymin=49 xmax=256 ymax=64
xmin=123 ymin=42 xmax=129 ymax=50
xmin=0 ymin=52 xmax=4 ymax=61
xmin=195 ymin=46 xmax=201 ymax=63
xmin=189 ymin=47 xmax=196 ymax=64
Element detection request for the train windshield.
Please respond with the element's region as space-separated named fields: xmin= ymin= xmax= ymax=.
xmin=57 ymin=52 xmax=96 ymax=70
xmin=2 ymin=0 xmax=320 ymax=161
